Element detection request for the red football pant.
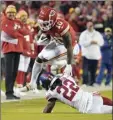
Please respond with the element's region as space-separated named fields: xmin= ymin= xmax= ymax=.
xmin=16 ymin=71 xmax=25 ymax=85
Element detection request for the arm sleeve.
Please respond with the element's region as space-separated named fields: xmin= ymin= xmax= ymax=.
xmin=56 ymin=19 xmax=70 ymax=36
xmin=46 ymin=92 xmax=54 ymax=101
xmin=2 ymin=20 xmax=23 ymax=38
xmin=43 ymin=98 xmax=56 ymax=113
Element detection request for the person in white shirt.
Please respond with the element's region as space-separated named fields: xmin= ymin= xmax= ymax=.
xmin=79 ymin=21 xmax=104 ymax=86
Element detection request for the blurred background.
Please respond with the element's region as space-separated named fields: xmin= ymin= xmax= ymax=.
xmin=1 ymin=1 xmax=113 ymax=33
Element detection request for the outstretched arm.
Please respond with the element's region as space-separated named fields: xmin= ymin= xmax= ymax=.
xmin=43 ymin=98 xmax=56 ymax=113
xmin=62 ymin=31 xmax=73 ymax=64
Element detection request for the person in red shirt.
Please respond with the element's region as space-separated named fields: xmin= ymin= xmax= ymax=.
xmin=1 ymin=5 xmax=24 ymax=100
xmin=21 ymin=6 xmax=77 ymax=91
xmin=24 ymin=18 xmax=39 ymax=86
xmin=15 ymin=10 xmax=32 ymax=88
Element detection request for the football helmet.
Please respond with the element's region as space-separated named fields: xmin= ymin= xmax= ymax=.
xmin=38 ymin=69 xmax=62 ymax=90
xmin=38 ymin=6 xmax=57 ymax=31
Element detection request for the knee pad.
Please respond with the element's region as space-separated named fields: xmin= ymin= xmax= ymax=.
xmin=43 ymin=58 xmax=48 ymax=63
xmin=35 ymin=57 xmax=43 ymax=63
xmin=35 ymin=57 xmax=48 ymax=63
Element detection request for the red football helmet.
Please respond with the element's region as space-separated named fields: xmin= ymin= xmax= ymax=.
xmin=38 ymin=6 xmax=57 ymax=31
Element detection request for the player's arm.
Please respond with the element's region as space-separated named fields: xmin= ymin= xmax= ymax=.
xmin=1 ymin=20 xmax=23 ymax=38
xmin=43 ymin=98 xmax=57 ymax=113
xmin=62 ymin=31 xmax=73 ymax=64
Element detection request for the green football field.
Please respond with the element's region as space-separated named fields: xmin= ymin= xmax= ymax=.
xmin=1 ymin=90 xmax=112 ymax=120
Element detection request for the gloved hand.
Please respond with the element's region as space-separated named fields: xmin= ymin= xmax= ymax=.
xmin=37 ymin=33 xmax=50 ymax=45
xmin=63 ymin=64 xmax=72 ymax=76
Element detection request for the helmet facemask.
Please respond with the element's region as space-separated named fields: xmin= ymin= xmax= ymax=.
xmin=38 ymin=19 xmax=53 ymax=31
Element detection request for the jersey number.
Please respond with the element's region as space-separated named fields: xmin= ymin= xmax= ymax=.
xmin=56 ymin=21 xmax=63 ymax=29
xmin=24 ymin=35 xmax=30 ymax=42
xmin=56 ymin=79 xmax=79 ymax=101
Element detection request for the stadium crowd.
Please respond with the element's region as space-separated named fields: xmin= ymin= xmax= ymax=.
xmin=1 ymin=1 xmax=113 ymax=33
xmin=0 ymin=1 xmax=113 ymax=99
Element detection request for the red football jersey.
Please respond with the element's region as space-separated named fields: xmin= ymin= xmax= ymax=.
xmin=19 ymin=23 xmax=32 ymax=57
xmin=45 ymin=18 xmax=77 ymax=47
xmin=27 ymin=26 xmax=38 ymax=58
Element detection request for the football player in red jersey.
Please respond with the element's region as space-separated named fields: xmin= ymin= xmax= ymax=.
xmin=16 ymin=10 xmax=32 ymax=88
xmin=22 ymin=6 xmax=77 ymax=91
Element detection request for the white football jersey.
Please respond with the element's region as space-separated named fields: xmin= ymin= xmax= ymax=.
xmin=46 ymin=75 xmax=93 ymax=113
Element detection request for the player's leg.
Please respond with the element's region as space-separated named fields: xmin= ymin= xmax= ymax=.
xmin=100 ymin=96 xmax=113 ymax=113
xmin=100 ymin=105 xmax=112 ymax=114
xmin=16 ymin=55 xmax=30 ymax=87
xmin=28 ymin=43 xmax=57 ymax=89
xmin=46 ymin=43 xmax=67 ymax=74
xmin=102 ymin=96 xmax=113 ymax=106
xmin=16 ymin=55 xmax=25 ymax=87
xmin=30 ymin=43 xmax=67 ymax=85
xmin=20 ymin=43 xmax=67 ymax=92
xmin=19 ymin=46 xmax=48 ymax=92
xmin=29 ymin=57 xmax=44 ymax=89
xmin=88 ymin=95 xmax=103 ymax=113
xmin=88 ymin=95 xmax=113 ymax=114
xmin=19 ymin=57 xmax=44 ymax=92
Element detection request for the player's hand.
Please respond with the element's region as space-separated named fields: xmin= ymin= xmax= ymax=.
xmin=37 ymin=33 xmax=50 ymax=45
xmin=63 ymin=64 xmax=72 ymax=76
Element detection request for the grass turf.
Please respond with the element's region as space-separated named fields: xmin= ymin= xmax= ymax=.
xmin=1 ymin=91 xmax=112 ymax=120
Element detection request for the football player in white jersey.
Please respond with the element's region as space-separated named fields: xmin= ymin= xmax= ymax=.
xmin=37 ymin=70 xmax=112 ymax=114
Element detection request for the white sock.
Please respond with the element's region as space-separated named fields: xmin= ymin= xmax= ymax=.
xmin=29 ymin=61 xmax=43 ymax=88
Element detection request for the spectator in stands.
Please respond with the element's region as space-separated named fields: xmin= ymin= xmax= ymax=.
xmin=25 ymin=18 xmax=38 ymax=87
xmin=106 ymin=5 xmax=113 ymax=30
xmin=95 ymin=27 xmax=113 ymax=86
xmin=102 ymin=5 xmax=113 ymax=30
xmin=66 ymin=8 xmax=80 ymax=32
xmin=79 ymin=21 xmax=104 ymax=86
xmin=1 ymin=5 xmax=23 ymax=99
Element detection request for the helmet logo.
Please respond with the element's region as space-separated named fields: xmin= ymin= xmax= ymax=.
xmin=40 ymin=10 xmax=45 ymax=15
xmin=50 ymin=10 xmax=56 ymax=16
